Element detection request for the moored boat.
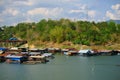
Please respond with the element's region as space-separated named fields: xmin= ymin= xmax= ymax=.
xmin=64 ymin=51 xmax=79 ymax=56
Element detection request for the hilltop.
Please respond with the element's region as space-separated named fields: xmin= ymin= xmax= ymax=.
xmin=0 ymin=19 xmax=120 ymax=50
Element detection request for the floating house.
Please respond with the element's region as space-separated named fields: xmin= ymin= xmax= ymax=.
xmin=24 ymin=55 xmax=48 ymax=64
xmin=47 ymin=48 xmax=56 ymax=53
xmin=62 ymin=49 xmax=69 ymax=54
xmin=0 ymin=47 xmax=28 ymax=64
xmin=64 ymin=51 xmax=79 ymax=56
xmin=24 ymin=50 xmax=49 ymax=64
xmin=78 ymin=49 xmax=94 ymax=56
xmin=0 ymin=47 xmax=7 ymax=62
xmin=5 ymin=54 xmax=27 ymax=64
xmin=62 ymin=48 xmax=78 ymax=56
xmin=42 ymin=53 xmax=54 ymax=59
xmin=99 ymin=50 xmax=119 ymax=56
xmin=47 ymin=48 xmax=61 ymax=54
xmin=18 ymin=47 xmax=28 ymax=54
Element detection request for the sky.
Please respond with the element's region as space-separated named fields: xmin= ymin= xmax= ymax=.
xmin=0 ymin=0 xmax=120 ymax=26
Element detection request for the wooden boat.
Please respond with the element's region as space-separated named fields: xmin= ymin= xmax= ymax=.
xmin=64 ymin=51 xmax=79 ymax=56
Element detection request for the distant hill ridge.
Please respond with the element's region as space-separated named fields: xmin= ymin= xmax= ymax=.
xmin=108 ymin=20 xmax=120 ymax=24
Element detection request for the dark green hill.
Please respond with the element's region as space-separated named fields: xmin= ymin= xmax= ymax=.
xmin=0 ymin=19 xmax=120 ymax=47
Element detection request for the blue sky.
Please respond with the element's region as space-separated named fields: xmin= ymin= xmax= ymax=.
xmin=0 ymin=0 xmax=120 ymax=26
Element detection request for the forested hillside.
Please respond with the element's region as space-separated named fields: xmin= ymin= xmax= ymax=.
xmin=0 ymin=19 xmax=120 ymax=48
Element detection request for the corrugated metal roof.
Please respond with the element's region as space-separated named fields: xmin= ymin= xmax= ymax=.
xmin=6 ymin=55 xmax=22 ymax=58
xmin=78 ymin=49 xmax=93 ymax=54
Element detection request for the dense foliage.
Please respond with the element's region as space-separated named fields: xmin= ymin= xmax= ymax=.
xmin=0 ymin=19 xmax=120 ymax=46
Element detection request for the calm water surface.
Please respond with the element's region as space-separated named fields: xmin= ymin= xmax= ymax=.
xmin=0 ymin=55 xmax=120 ymax=80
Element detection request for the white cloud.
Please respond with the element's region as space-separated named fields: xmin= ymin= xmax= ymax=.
xmin=0 ymin=19 xmax=4 ymax=22
xmin=106 ymin=11 xmax=115 ymax=19
xmin=75 ymin=4 xmax=87 ymax=10
xmin=106 ymin=4 xmax=120 ymax=20
xmin=112 ymin=4 xmax=120 ymax=10
xmin=69 ymin=9 xmax=96 ymax=18
xmin=106 ymin=11 xmax=120 ymax=20
xmin=13 ymin=0 xmax=34 ymax=6
xmin=20 ymin=1 xmax=33 ymax=6
xmin=0 ymin=0 xmax=4 ymax=5
xmin=27 ymin=7 xmax=63 ymax=17
xmin=1 ymin=8 xmax=19 ymax=16
xmin=0 ymin=0 xmax=34 ymax=8
xmin=69 ymin=10 xmax=85 ymax=13
xmin=88 ymin=10 xmax=96 ymax=18
xmin=69 ymin=4 xmax=87 ymax=13
xmin=69 ymin=3 xmax=96 ymax=18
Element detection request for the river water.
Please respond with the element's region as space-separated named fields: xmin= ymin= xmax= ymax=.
xmin=0 ymin=55 xmax=120 ymax=80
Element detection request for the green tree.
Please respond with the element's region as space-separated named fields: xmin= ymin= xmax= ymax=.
xmin=50 ymin=26 xmax=64 ymax=43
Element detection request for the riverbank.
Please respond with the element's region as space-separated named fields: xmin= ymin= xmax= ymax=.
xmin=23 ymin=41 xmax=120 ymax=50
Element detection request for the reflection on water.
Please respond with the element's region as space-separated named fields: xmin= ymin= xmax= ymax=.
xmin=0 ymin=55 xmax=120 ymax=80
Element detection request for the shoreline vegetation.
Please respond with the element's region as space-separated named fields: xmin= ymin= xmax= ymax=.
xmin=26 ymin=41 xmax=120 ymax=50
xmin=0 ymin=19 xmax=120 ymax=50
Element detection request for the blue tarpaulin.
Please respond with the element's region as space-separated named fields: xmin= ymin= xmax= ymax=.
xmin=9 ymin=37 xmax=18 ymax=40
xmin=0 ymin=47 xmax=7 ymax=51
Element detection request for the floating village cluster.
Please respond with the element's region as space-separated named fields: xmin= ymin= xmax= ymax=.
xmin=0 ymin=37 xmax=120 ymax=64
xmin=0 ymin=47 xmax=120 ymax=64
